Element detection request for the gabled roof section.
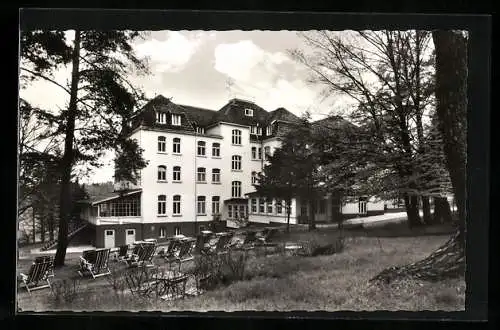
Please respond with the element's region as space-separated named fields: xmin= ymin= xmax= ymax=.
xmin=177 ymin=104 xmax=218 ymax=127
xmin=214 ymin=98 xmax=269 ymax=126
xmin=268 ymin=107 xmax=302 ymax=124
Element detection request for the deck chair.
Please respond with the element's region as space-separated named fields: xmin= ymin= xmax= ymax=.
xmin=116 ymin=245 xmax=130 ymax=263
xmin=19 ymin=258 xmax=53 ymax=294
xmin=205 ymin=232 xmax=234 ymax=255
xmin=165 ymin=238 xmax=195 ymax=273
xmin=34 ymin=256 xmax=55 ymax=277
xmin=135 ymin=243 xmax=157 ymax=268
xmin=194 ymin=233 xmax=213 ymax=255
xmin=78 ymin=248 xmax=112 ymax=279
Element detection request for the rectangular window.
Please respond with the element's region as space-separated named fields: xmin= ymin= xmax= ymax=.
xmin=174 ymin=227 xmax=181 ymax=236
xmin=171 ymin=114 xmax=182 ymax=126
xmin=231 ymin=155 xmax=242 ymax=171
xmin=266 ymin=126 xmax=272 ymax=136
xmin=159 ymin=227 xmax=166 ymax=238
xmin=157 ymin=166 xmax=167 ymax=181
xmin=239 ymin=205 xmax=246 ymax=219
xmin=212 ymin=196 xmax=220 ymax=214
xmin=173 ymin=138 xmax=181 ymax=154
xmin=259 ymin=198 xmax=265 ymax=213
xmin=258 ymin=148 xmax=262 ymax=160
xmin=197 ymin=141 xmax=206 ymax=156
xmin=212 ymin=169 xmax=221 ymax=183
xmin=276 ymin=199 xmax=283 ymax=214
xmin=173 ymin=195 xmax=181 ymax=215
xmin=256 ymin=127 xmax=262 ymax=136
xmin=196 ymin=127 xmax=205 ymax=134
xmin=173 ymin=166 xmax=181 ymax=182
xmin=197 ymin=167 xmax=206 ymax=183
xmin=245 ymin=108 xmax=253 ymax=117
xmin=231 ymin=181 xmax=242 ymax=198
xmin=232 ymin=129 xmax=242 ymax=145
xmin=156 ymin=112 xmax=167 ymax=124
xmin=267 ymin=200 xmax=273 ymax=214
xmin=250 ymin=126 xmax=256 ymax=134
xmin=251 ymin=198 xmax=257 ymax=213
xmin=158 ymin=136 xmax=166 ymax=153
xmin=157 ymin=195 xmax=166 ymax=215
xmin=228 ymin=205 xmax=233 ymax=218
xmin=212 ymin=143 xmax=220 ymax=157
xmin=98 ymin=196 xmax=141 ymax=217
xmin=197 ymin=196 xmax=206 ymax=215
xmin=264 ymin=146 xmax=271 ymax=160
xmin=251 ymin=147 xmax=257 ymax=160
xmin=251 ymin=172 xmax=258 ymax=184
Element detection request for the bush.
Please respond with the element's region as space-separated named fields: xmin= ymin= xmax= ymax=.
xmin=50 ymin=278 xmax=82 ymax=305
xmin=298 ymin=236 xmax=345 ymax=257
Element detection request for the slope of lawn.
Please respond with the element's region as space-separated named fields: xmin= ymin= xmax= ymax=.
xmin=17 ymin=226 xmax=465 ymax=312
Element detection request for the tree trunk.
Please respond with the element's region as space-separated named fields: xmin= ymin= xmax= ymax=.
xmin=48 ymin=209 xmax=54 ymax=242
xmin=54 ymin=30 xmax=81 ymax=267
xmin=32 ymin=207 xmax=36 ymax=243
xmin=308 ymin=199 xmax=316 ymax=231
xmin=404 ymin=194 xmax=422 ymax=228
xmin=434 ymin=196 xmax=453 ymax=223
xmin=433 ymin=30 xmax=468 ymax=249
xmin=286 ymin=199 xmax=291 ymax=233
xmin=421 ymin=196 xmax=433 ymax=225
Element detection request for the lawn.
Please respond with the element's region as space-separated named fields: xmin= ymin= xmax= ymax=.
xmin=17 ymin=226 xmax=465 ymax=312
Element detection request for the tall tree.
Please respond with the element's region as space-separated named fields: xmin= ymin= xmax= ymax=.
xmin=292 ymin=30 xmax=437 ymax=228
xmin=370 ymin=30 xmax=467 ymax=283
xmin=20 ymin=30 xmax=149 ymax=266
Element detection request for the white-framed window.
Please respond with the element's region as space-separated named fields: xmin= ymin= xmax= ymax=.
xmin=276 ymin=199 xmax=283 ymax=214
xmin=196 ymin=126 xmax=205 ymax=134
xmin=251 ymin=198 xmax=257 ymax=213
xmin=197 ymin=167 xmax=206 ymax=183
xmin=197 ymin=196 xmax=206 ymax=215
xmin=212 ymin=196 xmax=220 ymax=214
xmin=259 ymin=198 xmax=265 ymax=213
xmin=173 ymin=195 xmax=181 ymax=215
xmin=232 ymin=129 xmax=242 ymax=145
xmin=173 ymin=137 xmax=181 ymax=154
xmin=156 ymin=112 xmax=167 ymax=124
xmin=267 ymin=200 xmax=273 ymax=214
xmin=98 ymin=197 xmax=141 ymax=217
xmin=197 ymin=141 xmax=206 ymax=156
xmin=159 ymin=227 xmax=166 ymax=238
xmin=251 ymin=147 xmax=257 ymax=160
xmin=256 ymin=127 xmax=262 ymax=136
xmin=174 ymin=227 xmax=181 ymax=236
xmin=158 ymin=136 xmax=166 ymax=153
xmin=157 ymin=195 xmax=166 ymax=215
xmin=239 ymin=205 xmax=246 ymax=219
xmin=266 ymin=126 xmax=272 ymax=136
xmin=212 ymin=143 xmax=220 ymax=157
xmin=245 ymin=108 xmax=253 ymax=117
xmin=212 ymin=168 xmax=221 ymax=183
xmin=228 ymin=205 xmax=233 ymax=218
xmin=157 ymin=165 xmax=167 ymax=181
xmin=171 ymin=114 xmax=182 ymax=126
xmin=231 ymin=181 xmax=242 ymax=198
xmin=264 ymin=146 xmax=271 ymax=160
xmin=250 ymin=126 xmax=257 ymax=134
xmin=258 ymin=147 xmax=262 ymax=160
xmin=173 ymin=166 xmax=181 ymax=182
xmin=231 ymin=155 xmax=242 ymax=171
xmin=251 ymin=171 xmax=258 ymax=184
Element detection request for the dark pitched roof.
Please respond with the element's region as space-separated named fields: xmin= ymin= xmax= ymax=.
xmin=213 ymin=98 xmax=269 ymax=127
xmin=268 ymin=107 xmax=302 ymax=124
xmin=176 ymin=104 xmax=218 ymax=126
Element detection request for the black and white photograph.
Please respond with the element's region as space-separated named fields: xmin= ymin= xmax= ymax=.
xmin=16 ymin=10 xmax=486 ymax=314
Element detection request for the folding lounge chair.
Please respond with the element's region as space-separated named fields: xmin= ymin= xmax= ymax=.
xmin=34 ymin=256 xmax=55 ymax=277
xmin=194 ymin=233 xmax=213 ymax=255
xmin=78 ymin=248 xmax=112 ymax=279
xmin=133 ymin=242 xmax=157 ymax=268
xmin=115 ymin=245 xmax=130 ymax=263
xmin=18 ymin=258 xmax=53 ymax=294
xmin=165 ymin=238 xmax=195 ymax=273
xmin=205 ymin=232 xmax=234 ymax=255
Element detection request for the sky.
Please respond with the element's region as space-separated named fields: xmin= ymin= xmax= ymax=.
xmin=20 ymin=30 xmax=354 ymax=184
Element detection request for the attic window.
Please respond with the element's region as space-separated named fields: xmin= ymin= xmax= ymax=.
xmin=171 ymin=114 xmax=182 ymax=126
xmin=250 ymin=126 xmax=256 ymax=134
xmin=256 ymin=127 xmax=262 ymax=136
xmin=196 ymin=127 xmax=205 ymax=134
xmin=266 ymin=126 xmax=272 ymax=136
xmin=245 ymin=108 xmax=254 ymax=117
xmin=156 ymin=112 xmax=167 ymax=124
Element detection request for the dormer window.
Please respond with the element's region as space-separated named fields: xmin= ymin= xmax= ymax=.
xmin=266 ymin=126 xmax=272 ymax=136
xmin=156 ymin=112 xmax=167 ymax=124
xmin=250 ymin=126 xmax=256 ymax=134
xmin=171 ymin=114 xmax=182 ymax=126
xmin=256 ymin=127 xmax=262 ymax=136
xmin=196 ymin=127 xmax=205 ymax=134
xmin=245 ymin=108 xmax=253 ymax=117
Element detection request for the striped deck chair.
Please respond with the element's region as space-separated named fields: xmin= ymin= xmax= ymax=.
xmin=78 ymin=248 xmax=112 ymax=279
xmin=34 ymin=256 xmax=55 ymax=277
xmin=116 ymin=245 xmax=130 ymax=263
xmin=129 ymin=242 xmax=157 ymax=268
xmin=166 ymin=238 xmax=195 ymax=273
xmin=19 ymin=258 xmax=53 ymax=294
xmin=205 ymin=232 xmax=234 ymax=255
xmin=194 ymin=233 xmax=212 ymax=255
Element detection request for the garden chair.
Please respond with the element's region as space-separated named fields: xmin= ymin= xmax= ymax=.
xmin=78 ymin=248 xmax=112 ymax=279
xmin=160 ymin=273 xmax=191 ymax=301
xmin=165 ymin=238 xmax=195 ymax=273
xmin=127 ymin=242 xmax=157 ymax=268
xmin=205 ymin=232 xmax=234 ymax=255
xmin=115 ymin=245 xmax=130 ymax=263
xmin=194 ymin=233 xmax=213 ymax=255
xmin=34 ymin=256 xmax=55 ymax=278
xmin=18 ymin=258 xmax=53 ymax=294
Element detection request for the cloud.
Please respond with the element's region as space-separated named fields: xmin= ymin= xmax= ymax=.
xmin=214 ymin=40 xmax=290 ymax=83
xmin=134 ymin=31 xmax=203 ymax=73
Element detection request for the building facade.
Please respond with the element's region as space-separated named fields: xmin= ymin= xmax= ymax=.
xmin=80 ymin=95 xmax=386 ymax=248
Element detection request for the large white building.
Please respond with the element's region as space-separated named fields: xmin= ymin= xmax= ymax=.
xmin=80 ymin=95 xmax=385 ymax=248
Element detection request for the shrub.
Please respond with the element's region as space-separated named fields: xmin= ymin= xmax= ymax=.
xmin=297 ymin=236 xmax=345 ymax=257
xmin=50 ymin=278 xmax=82 ymax=305
xmin=124 ymin=266 xmax=171 ymax=301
